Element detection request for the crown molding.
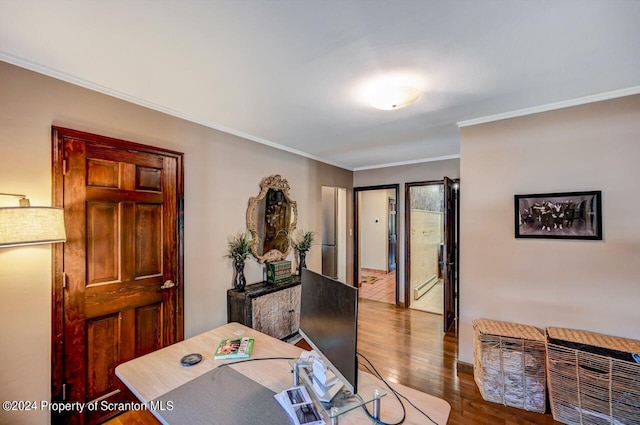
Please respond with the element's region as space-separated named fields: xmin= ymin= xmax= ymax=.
xmin=0 ymin=53 xmax=352 ymax=171
xmin=457 ymin=86 xmax=640 ymax=128
xmin=353 ymin=154 xmax=460 ymax=172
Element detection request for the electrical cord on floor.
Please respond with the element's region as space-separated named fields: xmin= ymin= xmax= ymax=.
xmin=357 ymin=352 xmax=439 ymax=425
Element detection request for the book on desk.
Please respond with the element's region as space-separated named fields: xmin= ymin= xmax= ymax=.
xmin=214 ymin=336 xmax=254 ymax=359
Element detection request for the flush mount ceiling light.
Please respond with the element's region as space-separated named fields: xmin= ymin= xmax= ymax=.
xmin=369 ymin=84 xmax=421 ymax=110
xmin=357 ymin=73 xmax=424 ymax=111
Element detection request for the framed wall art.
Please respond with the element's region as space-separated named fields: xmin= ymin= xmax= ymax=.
xmin=514 ymin=191 xmax=602 ymax=240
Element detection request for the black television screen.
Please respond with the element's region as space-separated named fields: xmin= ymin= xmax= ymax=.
xmin=299 ymin=268 xmax=358 ymax=395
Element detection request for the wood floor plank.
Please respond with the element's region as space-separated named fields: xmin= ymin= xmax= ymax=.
xmin=106 ymin=298 xmax=560 ymax=425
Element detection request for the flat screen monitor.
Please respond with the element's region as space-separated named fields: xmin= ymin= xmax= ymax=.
xmin=299 ymin=268 xmax=358 ymax=395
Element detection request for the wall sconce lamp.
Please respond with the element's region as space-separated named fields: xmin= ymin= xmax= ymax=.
xmin=0 ymin=193 xmax=66 ymax=248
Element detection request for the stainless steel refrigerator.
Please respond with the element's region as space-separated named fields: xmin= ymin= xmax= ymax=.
xmin=321 ymin=186 xmax=338 ymax=278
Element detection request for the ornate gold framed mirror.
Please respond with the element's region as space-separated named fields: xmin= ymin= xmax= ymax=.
xmin=246 ymin=175 xmax=298 ymax=263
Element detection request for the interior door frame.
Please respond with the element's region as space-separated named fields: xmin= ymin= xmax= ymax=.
xmin=387 ymin=197 xmax=397 ymax=272
xmin=404 ymin=178 xmax=460 ymax=325
xmin=403 ymin=179 xmax=444 ymax=309
xmin=353 ymin=184 xmax=399 ymax=304
xmin=50 ymin=127 xmax=185 ymax=406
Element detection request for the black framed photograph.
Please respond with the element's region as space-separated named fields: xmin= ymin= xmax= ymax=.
xmin=515 ymin=191 xmax=602 ymax=240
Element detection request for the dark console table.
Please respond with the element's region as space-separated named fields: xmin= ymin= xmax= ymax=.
xmin=227 ymin=277 xmax=301 ymax=340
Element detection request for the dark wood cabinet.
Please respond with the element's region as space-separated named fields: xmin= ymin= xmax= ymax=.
xmin=227 ymin=278 xmax=301 ymax=340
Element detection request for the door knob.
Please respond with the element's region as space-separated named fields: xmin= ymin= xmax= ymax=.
xmin=160 ymin=280 xmax=176 ymax=289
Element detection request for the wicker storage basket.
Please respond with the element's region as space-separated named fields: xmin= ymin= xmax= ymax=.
xmin=546 ymin=327 xmax=640 ymax=425
xmin=473 ymin=318 xmax=547 ymax=413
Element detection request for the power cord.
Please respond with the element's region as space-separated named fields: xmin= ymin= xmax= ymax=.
xmin=215 ymin=356 xmax=297 ymax=368
xmin=357 ymin=352 xmax=439 ymax=425
xmin=211 ymin=357 xmax=298 ymax=382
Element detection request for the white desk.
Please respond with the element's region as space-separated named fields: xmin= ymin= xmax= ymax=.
xmin=116 ymin=322 xmax=450 ymax=424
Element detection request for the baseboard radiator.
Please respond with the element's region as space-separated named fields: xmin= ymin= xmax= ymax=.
xmin=414 ymin=275 xmax=438 ymax=300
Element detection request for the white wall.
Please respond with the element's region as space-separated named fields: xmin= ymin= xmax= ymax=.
xmin=354 ymin=159 xmax=459 ymax=302
xmin=459 ymin=94 xmax=640 ymax=364
xmin=0 ymin=61 xmax=353 ymax=425
xmin=359 ymin=190 xmax=391 ymax=271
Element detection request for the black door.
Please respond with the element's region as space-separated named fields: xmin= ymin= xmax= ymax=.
xmin=443 ymin=177 xmax=456 ymax=333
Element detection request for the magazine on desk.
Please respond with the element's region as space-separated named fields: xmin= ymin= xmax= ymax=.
xmin=214 ymin=337 xmax=254 ymax=359
xmin=275 ymin=385 xmax=325 ymax=425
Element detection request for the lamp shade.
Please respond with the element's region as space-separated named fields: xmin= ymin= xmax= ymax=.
xmin=0 ymin=207 xmax=66 ymax=247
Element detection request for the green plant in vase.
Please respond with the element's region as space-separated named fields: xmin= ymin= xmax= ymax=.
xmin=292 ymin=229 xmax=315 ymax=276
xmin=225 ymin=230 xmax=254 ymax=291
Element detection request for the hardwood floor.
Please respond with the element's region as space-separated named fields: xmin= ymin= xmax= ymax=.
xmin=357 ymin=299 xmax=559 ymax=425
xmin=107 ymin=299 xmax=560 ymax=425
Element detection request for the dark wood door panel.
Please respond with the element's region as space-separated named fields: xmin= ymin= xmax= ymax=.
xmin=136 ymin=166 xmax=162 ymax=191
xmin=135 ymin=203 xmax=163 ymax=278
xmin=86 ymin=158 xmax=120 ymax=188
xmin=135 ymin=302 xmax=164 ymax=357
xmin=86 ymin=202 xmax=119 ymax=285
xmin=86 ymin=314 xmax=121 ymax=401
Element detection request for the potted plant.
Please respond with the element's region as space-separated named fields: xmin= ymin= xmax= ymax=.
xmin=225 ymin=230 xmax=254 ymax=291
xmin=292 ymin=229 xmax=315 ymax=276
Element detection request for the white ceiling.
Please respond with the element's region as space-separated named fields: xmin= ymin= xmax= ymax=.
xmin=1 ymin=1 xmax=639 ymax=170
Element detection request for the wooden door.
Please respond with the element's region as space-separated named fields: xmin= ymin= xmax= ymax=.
xmin=51 ymin=127 xmax=184 ymax=424
xmin=442 ymin=176 xmax=456 ymax=333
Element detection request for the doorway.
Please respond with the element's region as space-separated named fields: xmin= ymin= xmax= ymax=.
xmin=405 ymin=178 xmax=459 ymax=332
xmin=354 ymin=184 xmax=399 ymax=305
xmin=51 ymin=128 xmax=184 ymax=424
